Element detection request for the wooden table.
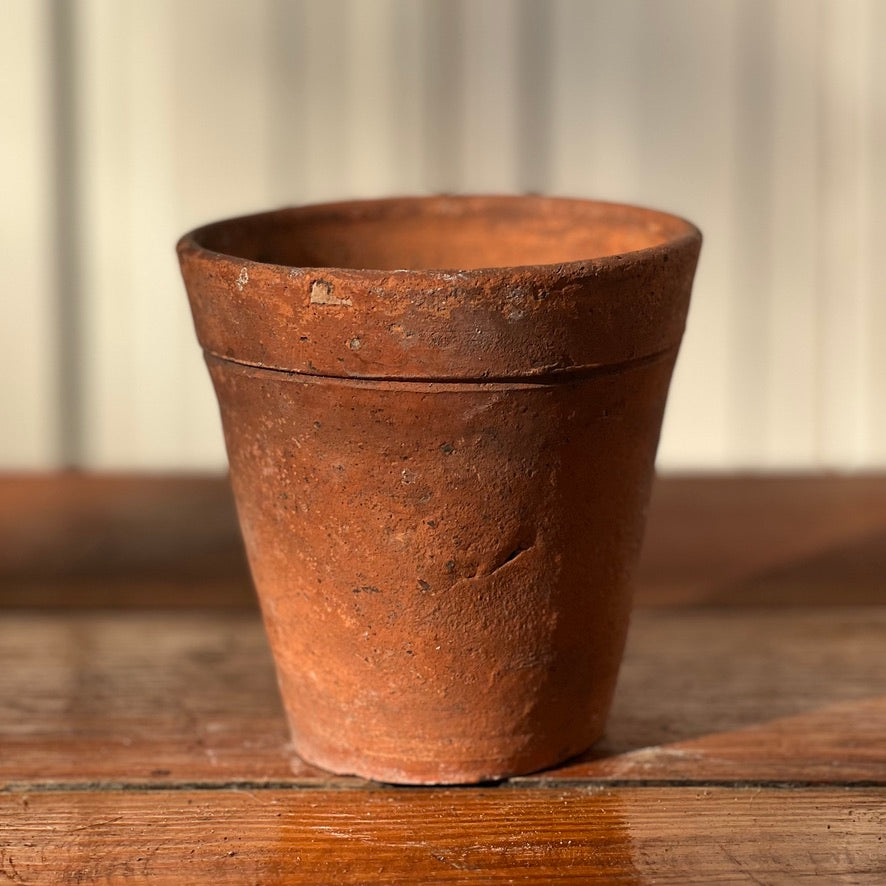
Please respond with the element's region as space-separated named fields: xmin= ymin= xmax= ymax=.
xmin=1 ymin=474 xmax=884 ymax=883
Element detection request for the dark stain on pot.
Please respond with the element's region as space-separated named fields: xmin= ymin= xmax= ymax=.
xmin=601 ymin=398 xmax=627 ymax=419
xmin=389 ymin=323 xmax=416 ymax=341
xmin=417 ymin=579 xmax=431 ymax=593
xmin=439 ymin=442 xmax=455 ymax=455
xmin=352 ymin=585 xmax=381 ymax=595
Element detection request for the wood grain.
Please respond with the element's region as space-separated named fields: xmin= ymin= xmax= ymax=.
xmin=2 ymin=473 xmax=884 ymax=608
xmin=0 ymin=474 xmax=253 ymax=608
xmin=2 ymin=608 xmax=883 ymax=786
xmin=2 ymin=787 xmax=884 ymax=884
xmin=636 ymin=474 xmax=886 ymax=606
xmin=2 ymin=473 xmax=885 ymax=882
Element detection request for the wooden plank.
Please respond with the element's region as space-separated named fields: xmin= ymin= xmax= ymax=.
xmin=1 ymin=608 xmax=883 ymax=786
xmin=636 ymin=474 xmax=886 ymax=606
xmin=1 ymin=787 xmax=884 ymax=883
xmin=0 ymin=474 xmax=253 ymax=608
xmin=2 ymin=474 xmax=885 ymax=608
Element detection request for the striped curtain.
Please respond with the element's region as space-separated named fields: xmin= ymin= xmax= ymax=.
xmin=4 ymin=0 xmax=883 ymax=470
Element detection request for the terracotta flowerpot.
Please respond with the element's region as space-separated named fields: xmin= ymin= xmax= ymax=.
xmin=177 ymin=195 xmax=701 ymax=784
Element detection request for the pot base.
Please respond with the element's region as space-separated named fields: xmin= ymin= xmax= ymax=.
xmin=289 ymin=721 xmax=607 ymax=785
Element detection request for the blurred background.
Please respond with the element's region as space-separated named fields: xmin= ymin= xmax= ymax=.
xmin=4 ymin=0 xmax=883 ymax=473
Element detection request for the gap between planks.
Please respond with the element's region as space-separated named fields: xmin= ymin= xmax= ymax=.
xmin=3 ymin=779 xmax=886 ymax=794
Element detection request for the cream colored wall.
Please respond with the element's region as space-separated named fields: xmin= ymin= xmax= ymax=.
xmin=4 ymin=0 xmax=884 ymax=471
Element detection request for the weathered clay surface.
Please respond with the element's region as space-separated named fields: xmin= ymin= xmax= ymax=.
xmin=178 ymin=196 xmax=701 ymax=784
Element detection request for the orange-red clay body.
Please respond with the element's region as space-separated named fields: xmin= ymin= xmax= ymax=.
xmin=178 ymin=196 xmax=701 ymax=784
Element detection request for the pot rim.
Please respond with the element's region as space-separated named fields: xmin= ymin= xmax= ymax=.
xmin=177 ymin=194 xmax=701 ymax=282
xmin=177 ymin=195 xmax=702 ymax=382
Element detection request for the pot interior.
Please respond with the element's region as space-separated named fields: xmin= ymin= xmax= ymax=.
xmin=193 ymin=196 xmax=696 ymax=273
